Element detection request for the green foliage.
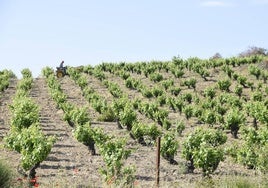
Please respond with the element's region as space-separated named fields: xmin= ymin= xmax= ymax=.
xmin=92 ymin=127 xmax=111 ymax=145
xmin=111 ymin=98 xmax=128 ymax=116
xmin=162 ymin=118 xmax=172 ymax=130
xmin=225 ymin=108 xmax=245 ymax=138
xmin=97 ymin=106 xmax=116 ymax=122
xmin=251 ymin=90 xmax=263 ymax=102
xmin=150 ymin=72 xmax=164 ymax=82
xmin=175 ymin=120 xmax=185 ymax=136
xmin=131 ymin=122 xmax=161 ymax=145
xmin=5 ymin=124 xmax=56 ymax=171
xmin=244 ymin=101 xmax=268 ymax=128
xmin=229 ymin=127 xmax=268 ymax=172
xmin=249 ymin=65 xmax=261 ymax=80
xmin=194 ymin=143 xmax=224 ymax=176
xmin=73 ymin=123 xmax=96 ymax=154
xmin=202 ymin=110 xmax=217 ymax=126
xmin=237 ymin=75 xmax=248 ymax=88
xmin=71 ymin=106 xmax=90 ymax=125
xmin=125 ymin=77 xmax=141 ymax=89
xmin=92 ymin=68 xmax=106 ymax=81
xmin=157 ymin=94 xmax=167 ymax=106
xmin=98 ymin=138 xmax=134 ymax=186
xmin=107 ymin=82 xmax=123 ymax=98
xmin=83 ymin=65 xmax=94 ymax=74
xmin=42 ymin=66 xmax=54 ymax=78
xmin=141 ymin=88 xmax=153 ymax=98
xmin=119 ymin=71 xmax=130 ymax=80
xmin=203 ymin=87 xmax=216 ymax=99
xmin=198 ymin=68 xmax=210 ymax=81
xmin=0 ymin=69 xmax=14 ymax=92
xmin=63 ymin=105 xmax=90 ymax=126
xmin=182 ymin=128 xmax=227 ymax=176
xmin=182 ymin=93 xmax=193 ymax=103
xmin=222 ymin=65 xmax=234 ymax=78
xmin=9 ymin=97 xmax=39 ymax=130
xmin=261 ymin=70 xmax=268 ymax=83
xmin=21 ymin=68 xmax=32 ymax=78
xmin=0 ymin=160 xmax=13 ymax=188
xmin=119 ymin=103 xmax=137 ymax=131
xmin=170 ymin=86 xmax=181 ymax=96
xmin=17 ymin=77 xmax=33 ymax=91
xmin=152 ymin=86 xmax=164 ymax=97
xmin=160 ymin=133 xmax=179 ymax=163
xmin=183 ymin=78 xmax=197 ymax=89
xmin=172 ymin=69 xmax=184 ymax=78
xmin=4 ymin=68 xmax=55 ymax=175
xmin=183 ymin=105 xmax=194 ymax=120
xmin=217 ymin=79 xmax=231 ymax=91
xmin=161 ymin=79 xmax=174 ymax=90
xmin=92 ymin=99 xmax=108 ymax=114
xmin=76 ymin=75 xmax=88 ymax=90
xmin=234 ymin=85 xmax=243 ymax=97
xmin=51 ymin=89 xmax=67 ymax=108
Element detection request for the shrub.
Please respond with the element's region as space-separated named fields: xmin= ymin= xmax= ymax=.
xmin=225 ymin=108 xmax=245 ymax=138
xmin=73 ymin=123 xmax=96 ymax=155
xmin=4 ymin=124 xmax=56 ymax=172
xmin=182 ymin=128 xmax=227 ymax=176
xmin=229 ymin=127 xmax=268 ymax=171
xmin=234 ymin=85 xmax=243 ymax=97
xmin=150 ymin=73 xmax=164 ymax=82
xmin=170 ymin=86 xmax=181 ymax=96
xmin=131 ymin=123 xmax=161 ymax=145
xmin=119 ymin=103 xmax=137 ymax=131
xmin=97 ymin=107 xmax=116 ymax=122
xmin=175 ymin=121 xmax=185 ymax=136
xmin=183 ymin=105 xmax=194 ymax=120
xmin=183 ymin=78 xmax=197 ymax=89
xmin=217 ymin=79 xmax=231 ymax=92
xmin=194 ymin=143 xmax=224 ymax=177
xmin=160 ymin=132 xmax=179 ymax=164
xmin=98 ymin=138 xmax=134 ymax=186
xmin=249 ymin=65 xmax=261 ymax=80
xmin=9 ymin=97 xmax=40 ymax=130
xmin=0 ymin=160 xmax=13 ymax=188
xmin=203 ymin=87 xmax=216 ymax=99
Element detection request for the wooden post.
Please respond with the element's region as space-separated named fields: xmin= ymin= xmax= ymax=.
xmin=156 ymin=136 xmax=161 ymax=187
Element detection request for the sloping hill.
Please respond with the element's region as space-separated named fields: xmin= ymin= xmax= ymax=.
xmin=1 ymin=56 xmax=268 ymax=187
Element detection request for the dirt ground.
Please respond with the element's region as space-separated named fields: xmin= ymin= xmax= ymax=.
xmin=0 ymin=64 xmax=267 ymax=188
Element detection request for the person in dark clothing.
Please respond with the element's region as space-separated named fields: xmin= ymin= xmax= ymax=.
xmin=60 ymin=61 xmax=64 ymax=68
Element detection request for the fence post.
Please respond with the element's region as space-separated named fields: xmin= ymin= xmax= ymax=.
xmin=156 ymin=136 xmax=161 ymax=187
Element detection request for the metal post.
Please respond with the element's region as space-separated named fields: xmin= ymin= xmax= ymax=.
xmin=156 ymin=136 xmax=161 ymax=187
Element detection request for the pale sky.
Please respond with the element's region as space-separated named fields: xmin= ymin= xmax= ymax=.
xmin=1 ymin=0 xmax=267 ymax=78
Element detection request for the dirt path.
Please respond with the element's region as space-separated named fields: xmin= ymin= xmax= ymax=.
xmin=29 ymin=77 xmax=104 ymax=187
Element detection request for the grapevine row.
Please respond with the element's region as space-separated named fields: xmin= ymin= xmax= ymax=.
xmin=42 ymin=67 xmax=135 ymax=186
xmin=4 ymin=69 xmax=56 ymax=180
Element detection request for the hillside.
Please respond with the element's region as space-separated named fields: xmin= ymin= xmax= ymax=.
xmin=1 ymin=56 xmax=268 ymax=188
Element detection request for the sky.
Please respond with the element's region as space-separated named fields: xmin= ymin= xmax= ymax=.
xmin=1 ymin=0 xmax=268 ymax=78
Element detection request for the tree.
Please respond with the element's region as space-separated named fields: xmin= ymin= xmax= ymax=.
xmin=239 ymin=46 xmax=267 ymax=57
xmin=210 ymin=52 xmax=222 ymax=60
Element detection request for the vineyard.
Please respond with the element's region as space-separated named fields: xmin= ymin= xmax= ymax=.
xmin=1 ymin=56 xmax=268 ymax=187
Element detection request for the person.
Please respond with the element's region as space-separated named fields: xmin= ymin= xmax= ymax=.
xmin=60 ymin=61 xmax=64 ymax=68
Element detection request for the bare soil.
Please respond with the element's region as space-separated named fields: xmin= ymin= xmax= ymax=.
xmin=0 ymin=63 xmax=267 ymax=188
